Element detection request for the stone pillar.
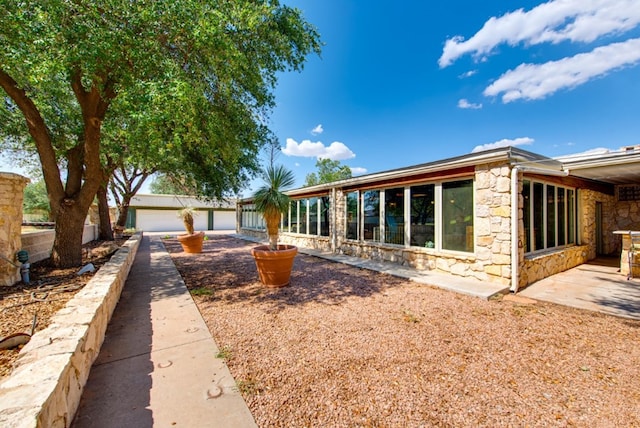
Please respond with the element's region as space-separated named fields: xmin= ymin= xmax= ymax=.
xmin=0 ymin=172 xmax=30 ymax=286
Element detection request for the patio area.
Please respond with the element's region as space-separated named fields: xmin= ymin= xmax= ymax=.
xmin=518 ymin=257 xmax=640 ymax=320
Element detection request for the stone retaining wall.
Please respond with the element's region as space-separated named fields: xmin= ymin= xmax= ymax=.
xmin=0 ymin=232 xmax=142 ymax=428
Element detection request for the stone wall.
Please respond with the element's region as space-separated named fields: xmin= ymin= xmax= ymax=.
xmin=580 ymin=188 xmax=617 ymax=257
xmin=0 ymin=173 xmax=30 ymax=286
xmin=0 ymin=233 xmax=142 ymax=428
xmin=521 ymin=244 xmax=590 ymax=286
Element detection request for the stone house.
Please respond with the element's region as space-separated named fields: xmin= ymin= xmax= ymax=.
xmin=238 ymin=146 xmax=640 ymax=291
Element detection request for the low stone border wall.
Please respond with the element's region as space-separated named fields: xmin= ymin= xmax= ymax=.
xmin=0 ymin=232 xmax=142 ymax=428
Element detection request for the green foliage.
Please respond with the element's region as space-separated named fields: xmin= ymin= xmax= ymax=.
xmin=216 ymin=345 xmax=233 ymax=360
xmin=0 ymin=0 xmax=321 ymax=266
xmin=190 ymin=287 xmax=213 ymax=296
xmin=253 ymin=165 xmax=296 ymax=249
xmin=149 ymin=173 xmax=194 ymax=195
xmin=23 ymin=179 xmax=51 ymax=220
xmin=304 ymin=158 xmax=352 ymax=187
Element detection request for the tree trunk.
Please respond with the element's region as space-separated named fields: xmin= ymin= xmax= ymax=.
xmin=116 ymin=201 xmax=130 ymax=228
xmin=50 ymin=202 xmax=90 ymax=267
xmin=97 ymin=183 xmax=114 ymax=240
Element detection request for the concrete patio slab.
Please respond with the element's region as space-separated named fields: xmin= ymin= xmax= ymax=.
xmin=518 ymin=257 xmax=640 ymax=320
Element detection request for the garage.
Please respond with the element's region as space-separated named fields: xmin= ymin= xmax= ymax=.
xmin=125 ymin=194 xmax=237 ymax=232
xmin=211 ymin=210 xmax=236 ymax=229
xmin=135 ymin=209 xmax=209 ymax=232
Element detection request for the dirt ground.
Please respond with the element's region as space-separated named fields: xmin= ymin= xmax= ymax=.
xmin=0 ymin=239 xmax=127 ymax=379
xmin=165 ymin=235 xmax=640 ymax=427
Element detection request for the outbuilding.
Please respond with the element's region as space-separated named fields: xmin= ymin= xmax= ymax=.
xmin=126 ymin=194 xmax=236 ymax=232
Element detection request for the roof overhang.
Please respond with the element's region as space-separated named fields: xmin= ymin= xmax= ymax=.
xmin=558 ymin=146 xmax=640 ymax=185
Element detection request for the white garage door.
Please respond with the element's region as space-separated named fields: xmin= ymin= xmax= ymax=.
xmin=136 ymin=209 xmax=206 ymax=232
xmin=212 ymin=211 xmax=236 ymax=230
xmin=135 ymin=209 xmax=236 ymax=232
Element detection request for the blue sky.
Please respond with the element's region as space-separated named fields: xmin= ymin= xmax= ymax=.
xmin=2 ymin=0 xmax=639 ymax=196
xmin=262 ymin=0 xmax=640 ymax=193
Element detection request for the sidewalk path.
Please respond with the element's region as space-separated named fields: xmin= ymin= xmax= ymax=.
xmin=72 ymin=235 xmax=257 ymax=428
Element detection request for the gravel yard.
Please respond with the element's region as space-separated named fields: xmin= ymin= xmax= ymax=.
xmin=165 ymin=235 xmax=640 ymax=427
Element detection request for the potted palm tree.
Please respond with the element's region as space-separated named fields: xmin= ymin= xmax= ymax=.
xmin=251 ymin=165 xmax=298 ymax=287
xmin=177 ymin=207 xmax=205 ymax=253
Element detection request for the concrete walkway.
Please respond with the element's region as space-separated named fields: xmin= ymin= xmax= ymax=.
xmin=72 ymin=235 xmax=257 ymax=428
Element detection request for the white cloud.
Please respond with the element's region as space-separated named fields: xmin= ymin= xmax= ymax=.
xmin=439 ymin=0 xmax=640 ymax=68
xmin=350 ymin=167 xmax=368 ymax=176
xmin=458 ymin=98 xmax=483 ymax=109
xmin=484 ymin=38 xmax=640 ymax=102
xmin=459 ymin=70 xmax=478 ymax=78
xmin=311 ymin=124 xmax=323 ymax=135
xmin=472 ymin=137 xmax=534 ymax=153
xmin=282 ymin=138 xmax=356 ymax=161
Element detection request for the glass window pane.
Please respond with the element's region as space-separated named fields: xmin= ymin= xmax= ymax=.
xmin=410 ymin=184 xmax=435 ymax=248
xmin=363 ymin=190 xmax=380 ymax=242
xmin=320 ymin=196 xmax=330 ymax=237
xmin=442 ymin=180 xmax=474 ymax=252
xmin=385 ymin=187 xmax=404 ymax=245
xmin=523 ymin=180 xmax=531 ymax=253
xmin=533 ymin=182 xmax=544 ymax=251
xmin=282 ymin=202 xmax=289 ymax=232
xmin=290 ymin=200 xmax=298 ymax=233
xmin=557 ymin=187 xmax=565 ymax=246
xmin=346 ymin=192 xmax=359 ymax=239
xmin=309 ymin=197 xmax=318 ymax=235
xmin=547 ymin=185 xmax=555 ymax=248
xmin=299 ymin=199 xmax=308 ymax=234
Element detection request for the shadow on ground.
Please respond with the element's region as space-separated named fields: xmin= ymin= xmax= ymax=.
xmin=164 ymin=235 xmax=403 ymax=312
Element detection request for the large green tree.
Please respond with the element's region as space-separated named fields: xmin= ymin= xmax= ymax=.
xmin=0 ymin=0 xmax=321 ymax=267
xmin=304 ymin=158 xmax=352 ymax=187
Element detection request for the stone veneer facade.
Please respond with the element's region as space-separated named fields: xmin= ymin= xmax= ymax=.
xmin=0 ymin=173 xmax=30 ymax=287
xmin=241 ymin=158 xmax=640 ymax=291
xmin=242 ymin=162 xmax=515 ymax=287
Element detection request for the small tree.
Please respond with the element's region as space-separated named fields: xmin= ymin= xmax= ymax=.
xmin=253 ymin=165 xmax=296 ymax=250
xmin=23 ymin=179 xmax=52 ymax=221
xmin=304 ymin=158 xmax=352 ymax=187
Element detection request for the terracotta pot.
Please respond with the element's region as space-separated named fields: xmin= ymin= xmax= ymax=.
xmin=251 ymin=245 xmax=298 ymax=287
xmin=177 ymin=231 xmax=205 ymax=253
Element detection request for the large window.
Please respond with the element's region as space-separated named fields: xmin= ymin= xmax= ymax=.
xmin=345 ymin=179 xmax=474 ymax=253
xmin=523 ymin=179 xmax=576 ymax=253
xmin=299 ymin=199 xmax=308 ymax=235
xmin=385 ymin=187 xmax=404 ymax=245
xmin=240 ymin=204 xmax=264 ymax=230
xmin=286 ymin=195 xmax=331 ymax=237
xmin=442 ymin=180 xmax=474 ymax=252
xmin=410 ymin=184 xmax=435 ymax=248
xmin=290 ymin=200 xmax=298 ymax=233
xmin=320 ymin=196 xmax=330 ymax=237
xmin=346 ymin=191 xmax=359 ymax=239
xmin=363 ymin=190 xmax=380 ymax=242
